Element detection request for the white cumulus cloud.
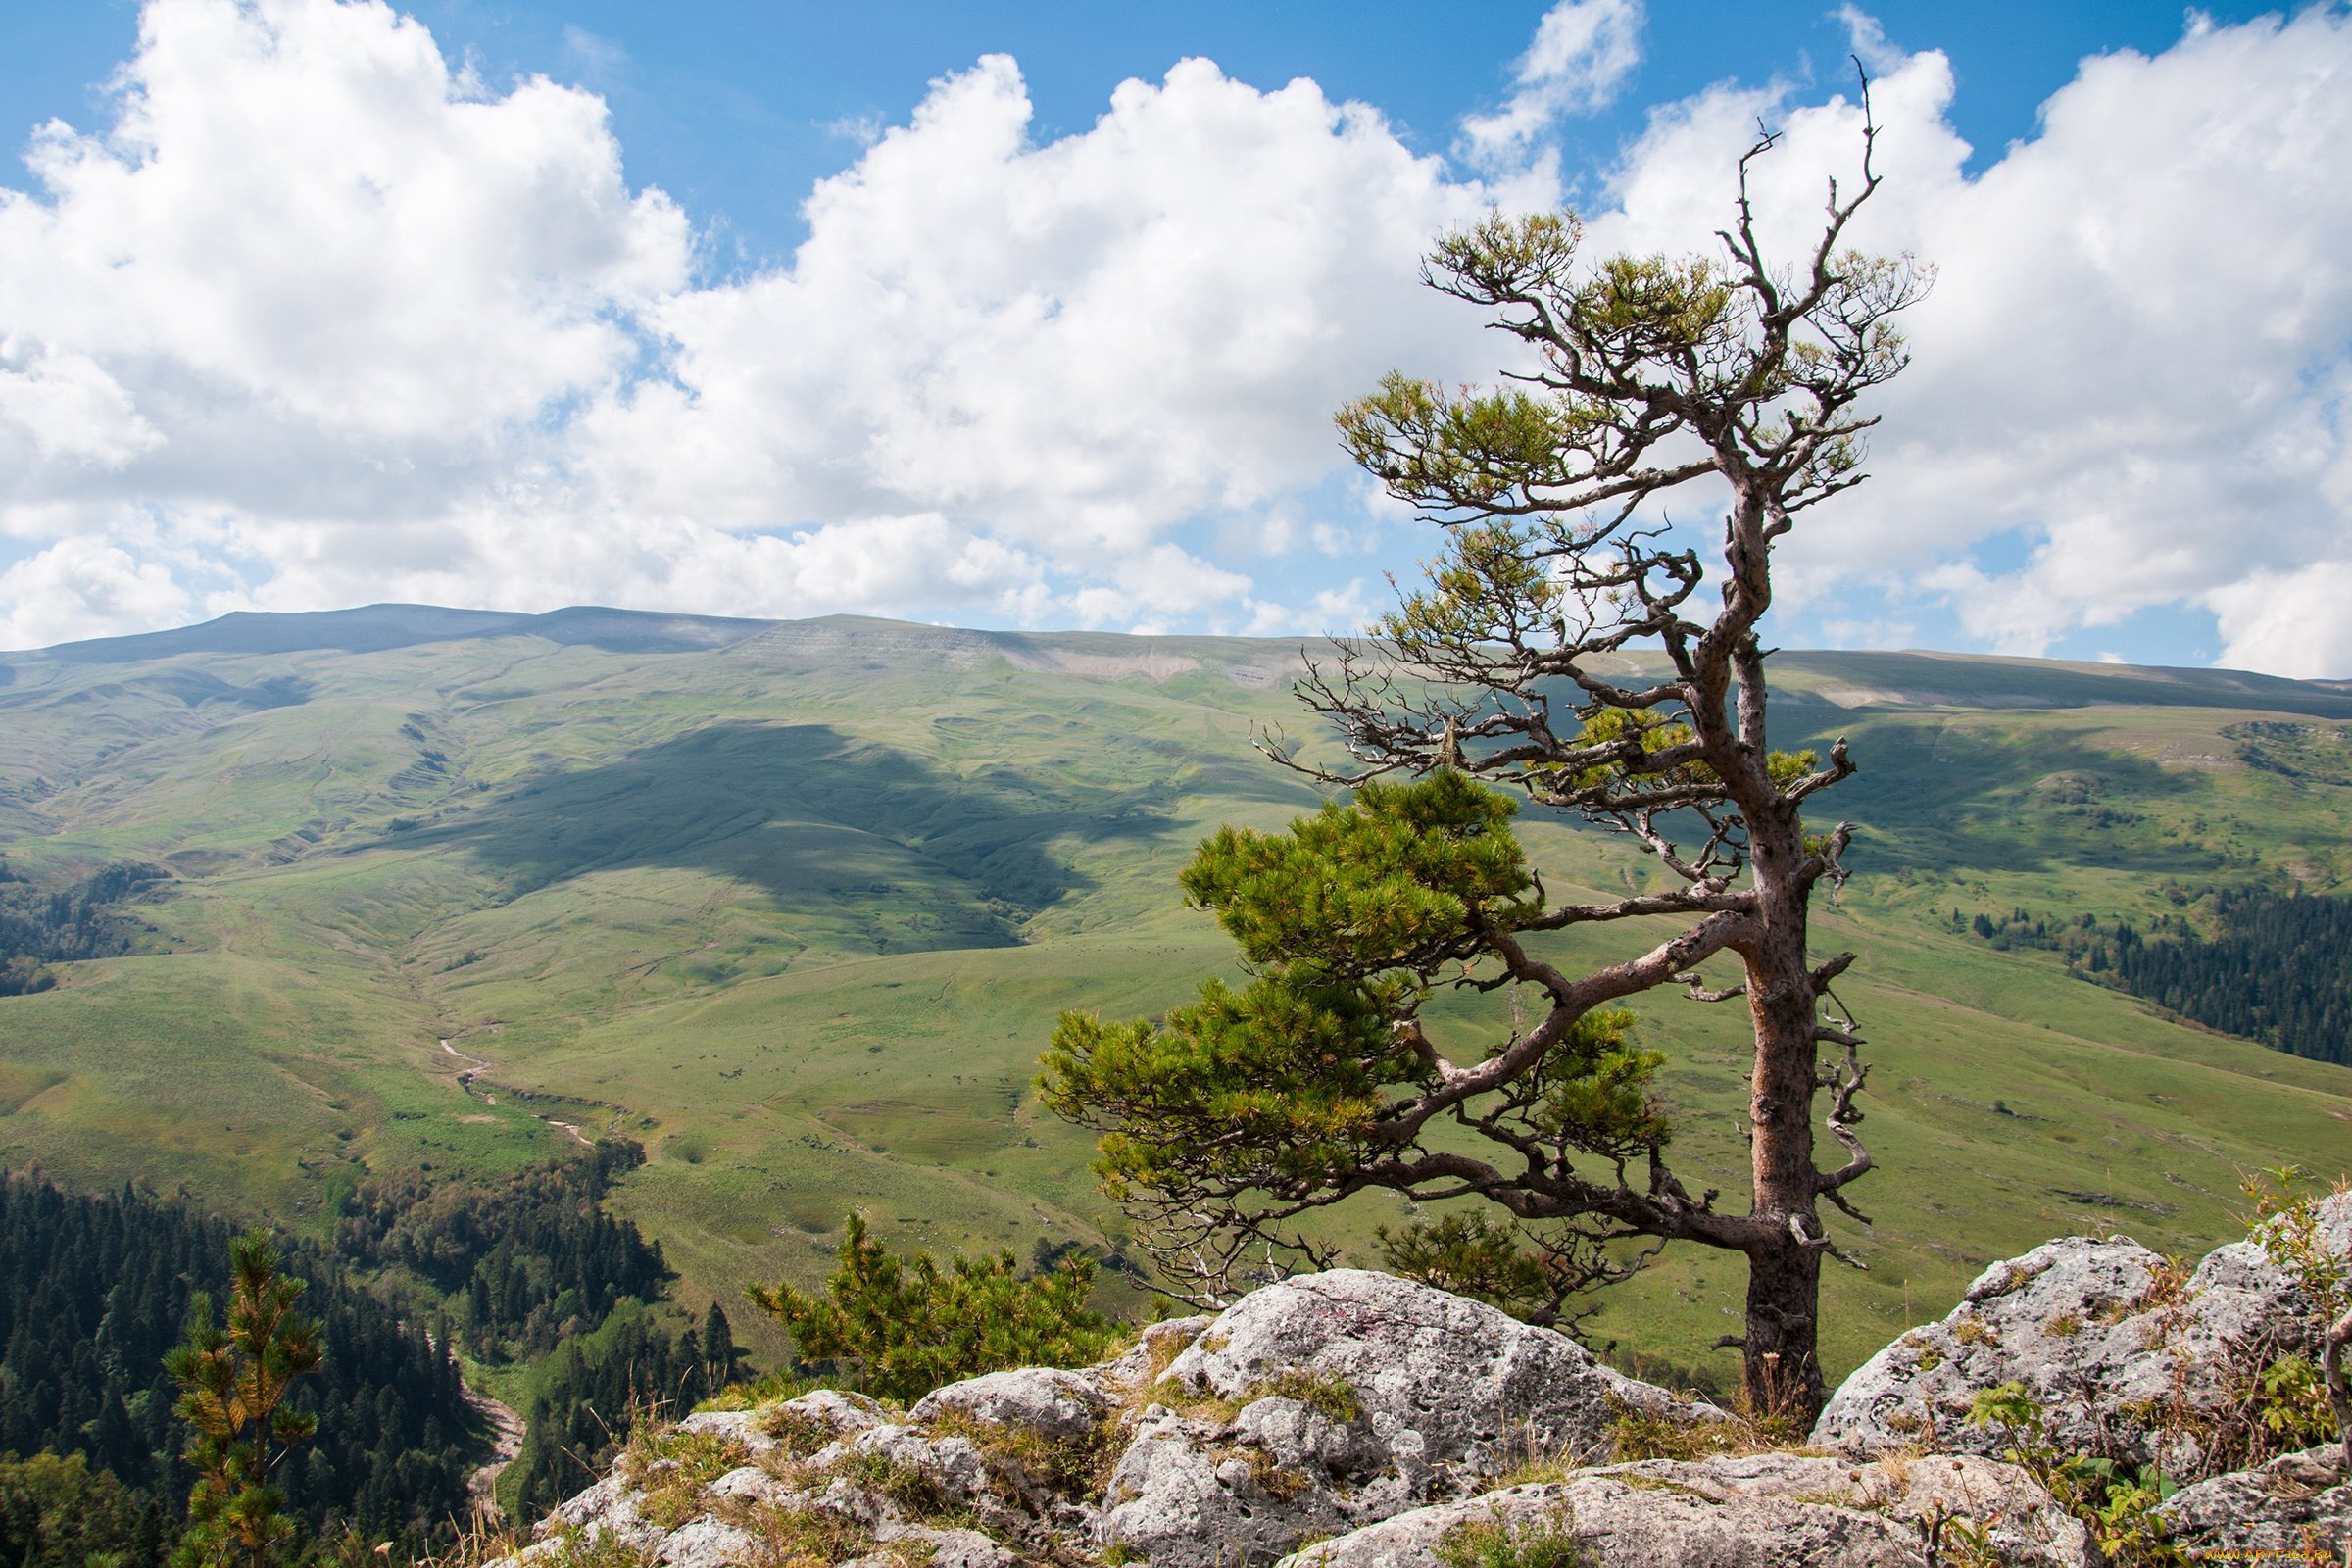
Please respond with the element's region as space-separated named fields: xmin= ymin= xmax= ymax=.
xmin=0 ymin=4 xmax=1525 ymax=647
xmin=1461 ymin=0 xmax=1646 ymax=166
xmin=1555 ymin=9 xmax=2352 ymax=674
xmin=578 ymin=55 xmax=1508 ymax=563
xmin=0 ymin=537 xmax=192 ymax=649
xmin=1 ymin=0 xmax=2348 ymax=677
xmin=2205 ymin=562 xmax=2352 ymax=681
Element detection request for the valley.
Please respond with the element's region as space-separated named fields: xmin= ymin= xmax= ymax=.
xmin=2 ymin=606 xmax=2349 ymax=1383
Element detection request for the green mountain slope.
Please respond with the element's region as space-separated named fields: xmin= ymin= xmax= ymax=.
xmin=1 ymin=607 xmax=2347 ymax=1380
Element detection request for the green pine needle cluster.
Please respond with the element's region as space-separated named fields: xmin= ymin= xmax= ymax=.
xmin=165 ymin=1232 xmax=322 ymax=1568
xmin=1041 ymin=772 xmax=1675 ymax=1289
xmin=749 ymin=1213 xmax=1119 ymax=1403
xmin=1042 ymin=774 xmax=1552 ymax=1204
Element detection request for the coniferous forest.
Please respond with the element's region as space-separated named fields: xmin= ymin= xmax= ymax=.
xmin=333 ymin=1141 xmax=739 ymax=1519
xmin=502 ymin=1304 xmax=739 ymax=1520
xmin=0 ymin=1147 xmax=732 ymax=1565
xmin=0 ymin=859 xmax=169 ymax=995
xmin=0 ymin=1173 xmax=476 ymax=1566
xmin=1962 ymin=887 xmax=2352 ymax=1066
xmin=336 ymin=1140 xmax=672 ymax=1360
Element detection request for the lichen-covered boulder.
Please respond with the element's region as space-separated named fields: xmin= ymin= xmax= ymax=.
xmin=910 ymin=1365 xmax=1117 ymax=1444
xmin=1092 ymin=1315 xmax=1217 ymax=1389
xmin=1164 ymin=1269 xmax=1703 ymax=1469
xmin=1812 ymin=1193 xmax=2352 ymax=1471
xmin=1811 ymin=1236 xmax=2185 ymax=1462
xmin=1100 ymin=1404 xmax=1362 ymax=1568
xmin=1096 ymin=1270 xmax=1718 ymax=1568
xmin=668 ymin=1408 xmax=781 ymax=1452
xmin=544 ymin=1472 xmax=662 ymax=1550
xmin=831 ymin=1421 xmax=992 ymax=1504
xmin=1278 ymin=1452 xmax=2094 ymax=1568
xmin=2154 ymin=1444 xmax=2348 ymax=1559
xmin=760 ymin=1387 xmax=886 ymax=1446
xmin=849 ymin=1525 xmax=1024 ymax=1567
xmin=496 ymin=1229 xmax=2352 ymax=1568
xmin=646 ymin=1517 xmax=756 ymax=1568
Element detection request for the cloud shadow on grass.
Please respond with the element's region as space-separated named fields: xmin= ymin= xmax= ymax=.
xmin=1782 ymin=710 xmax=2225 ymax=878
xmin=410 ymin=722 xmax=1171 ymax=949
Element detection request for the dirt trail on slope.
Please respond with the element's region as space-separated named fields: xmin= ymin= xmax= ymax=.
xmin=463 ymin=1383 xmax=527 ymax=1524
xmin=439 ymin=1037 xmax=595 ymax=1147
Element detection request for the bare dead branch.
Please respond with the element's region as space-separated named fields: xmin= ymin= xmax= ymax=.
xmin=1817 ymin=1037 xmax=1874 ymax=1200
xmin=1677 ymin=971 xmax=1747 ymax=1004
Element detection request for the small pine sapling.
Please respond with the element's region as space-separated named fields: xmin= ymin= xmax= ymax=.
xmin=166 ymin=1230 xmax=324 ymax=1568
xmin=750 ymin=1212 xmax=1120 ymax=1402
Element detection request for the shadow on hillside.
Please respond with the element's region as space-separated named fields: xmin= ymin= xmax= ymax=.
xmin=405 ymin=722 xmax=1172 ymax=945
xmin=1782 ymin=710 xmax=2226 ymax=877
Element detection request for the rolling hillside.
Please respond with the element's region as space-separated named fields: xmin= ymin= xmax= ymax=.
xmin=2 ymin=606 xmax=2348 ymax=1381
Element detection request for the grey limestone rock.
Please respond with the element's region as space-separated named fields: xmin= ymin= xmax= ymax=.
xmin=503 ymin=1271 xmax=1721 ymax=1568
xmin=1099 ymin=1406 xmax=1348 ymax=1568
xmin=910 ymin=1365 xmax=1117 ymax=1444
xmin=669 ymin=1409 xmax=780 ymax=1453
xmin=544 ymin=1473 xmax=662 ymax=1549
xmin=649 ymin=1518 xmax=757 ymax=1568
xmin=519 ymin=1239 xmax=2352 ymax=1568
xmin=704 ymin=1464 xmax=793 ymax=1506
xmin=1162 ymin=1269 xmax=1704 ymax=1471
xmin=1812 ymin=1193 xmax=2352 ymax=1472
xmin=851 ymin=1524 xmax=1026 ymax=1568
xmin=1278 ymin=1452 xmax=2094 ymax=1568
xmin=1812 ymin=1236 xmax=2184 ymax=1463
xmin=835 ymin=1421 xmax=992 ymax=1503
xmin=765 ymin=1387 xmax=886 ymax=1443
xmin=1096 ymin=1269 xmax=1719 ymax=1568
xmin=1090 ymin=1315 xmax=1215 ymax=1391
xmin=2154 ymin=1443 xmax=2349 ymax=1558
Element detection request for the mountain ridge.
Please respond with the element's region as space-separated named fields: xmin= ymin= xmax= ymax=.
xmin=8 ymin=601 xmax=2349 ymax=718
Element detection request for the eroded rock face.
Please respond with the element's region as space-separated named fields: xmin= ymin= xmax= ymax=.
xmin=1811 ymin=1236 xmax=2185 ymax=1463
xmin=1811 ymin=1193 xmax=2352 ymax=1472
xmin=1163 ymin=1270 xmax=1695 ymax=1470
xmin=512 ymin=1228 xmax=2345 ymax=1568
xmin=2154 ymin=1444 xmax=2349 ymax=1559
xmin=908 ymin=1366 xmax=1115 ymax=1444
xmin=513 ymin=1274 xmax=1718 ymax=1568
xmin=1097 ymin=1269 xmax=1722 ymax=1568
xmin=1276 ymin=1452 xmax=2093 ymax=1568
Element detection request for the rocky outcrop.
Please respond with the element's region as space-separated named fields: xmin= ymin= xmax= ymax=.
xmin=513 ymin=1205 xmax=2350 ymax=1568
xmin=2153 ymin=1442 xmax=2349 ymax=1558
xmin=1097 ymin=1270 xmax=1715 ymax=1568
xmin=1812 ymin=1192 xmax=2352 ymax=1474
xmin=1279 ymin=1452 xmax=2093 ymax=1568
xmin=1163 ymin=1270 xmax=1696 ymax=1463
xmin=517 ymin=1273 xmax=1723 ymax=1568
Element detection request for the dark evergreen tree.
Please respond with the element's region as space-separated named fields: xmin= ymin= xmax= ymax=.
xmin=167 ymin=1232 xmax=322 ymax=1568
xmin=0 ymin=1451 xmax=166 ymax=1568
xmin=701 ymin=1302 xmax=741 ymax=1391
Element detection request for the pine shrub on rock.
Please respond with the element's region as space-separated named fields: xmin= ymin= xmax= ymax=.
xmin=749 ymin=1213 xmax=1120 ymax=1403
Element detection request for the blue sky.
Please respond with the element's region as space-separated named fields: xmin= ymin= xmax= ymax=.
xmin=1 ymin=1 xmax=2348 ymax=674
xmin=5 ymin=3 xmax=2287 ymax=270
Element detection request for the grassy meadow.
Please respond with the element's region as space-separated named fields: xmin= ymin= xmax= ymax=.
xmin=1 ymin=610 xmax=2348 ymax=1381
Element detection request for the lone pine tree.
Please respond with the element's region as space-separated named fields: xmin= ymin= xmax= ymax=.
xmin=1044 ymin=87 xmax=1923 ymax=1423
xmin=166 ymin=1231 xmax=322 ymax=1568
